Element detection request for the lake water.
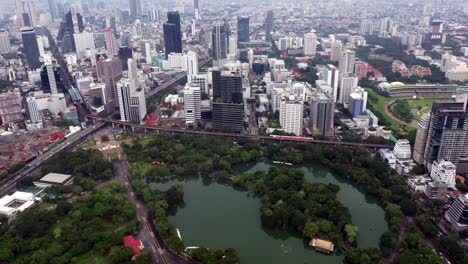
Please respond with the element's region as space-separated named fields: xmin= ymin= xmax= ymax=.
xmin=148 ymin=161 xmax=387 ymax=264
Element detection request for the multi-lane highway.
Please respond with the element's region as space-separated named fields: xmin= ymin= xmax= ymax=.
xmin=0 ymin=123 xmax=106 ymax=196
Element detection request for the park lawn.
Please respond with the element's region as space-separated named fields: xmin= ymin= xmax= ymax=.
xmin=407 ymin=99 xmax=435 ymax=121
xmin=74 ymin=250 xmax=113 ymax=264
xmin=365 ymin=88 xmax=413 ymax=132
xmin=81 ymin=138 xmax=96 ymax=148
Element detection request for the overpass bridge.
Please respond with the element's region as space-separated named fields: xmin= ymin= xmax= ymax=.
xmin=89 ymin=116 xmax=394 ymax=150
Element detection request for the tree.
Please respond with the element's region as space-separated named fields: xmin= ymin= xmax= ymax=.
xmin=303 ymin=222 xmax=319 ymax=238
xmin=345 ymin=224 xmax=359 ymax=244
xmin=109 ymin=246 xmax=133 ymax=263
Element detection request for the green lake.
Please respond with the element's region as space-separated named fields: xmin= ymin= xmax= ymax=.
xmin=148 ymin=161 xmax=387 ymax=263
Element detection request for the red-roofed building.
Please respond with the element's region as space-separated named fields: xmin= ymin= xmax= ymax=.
xmin=145 ymin=114 xmax=159 ymax=126
xmin=367 ymin=64 xmax=383 ymax=78
xmin=123 ymin=235 xmax=144 ymax=260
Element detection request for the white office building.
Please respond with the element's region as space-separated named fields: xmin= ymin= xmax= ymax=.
xmin=190 ymin=74 xmax=209 ymax=96
xmin=116 ymin=78 xmax=147 ymax=123
xmin=431 ymin=159 xmax=456 ymax=188
xmin=31 ymin=91 xmax=67 ymax=115
xmin=74 ymin=32 xmax=95 ymax=58
xmin=280 ymin=95 xmax=304 ymax=136
xmin=339 ymin=75 xmax=358 ymax=106
xmin=186 ymin=51 xmax=198 ymax=79
xmin=394 ymin=139 xmax=412 ymax=160
xmin=183 ymin=85 xmax=201 ymax=127
xmin=303 ymin=32 xmax=317 ymax=57
xmin=36 ymin=35 xmax=45 ymax=56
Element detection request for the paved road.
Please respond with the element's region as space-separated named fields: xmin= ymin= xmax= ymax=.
xmin=113 ymin=160 xmax=197 ymax=264
xmin=0 ymin=123 xmax=106 ymax=197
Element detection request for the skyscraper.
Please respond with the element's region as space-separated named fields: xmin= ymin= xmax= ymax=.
xmin=104 ymin=28 xmax=115 ymax=56
xmin=303 ymin=32 xmax=317 ymax=57
xmin=322 ymin=64 xmax=339 ymax=103
xmin=27 ymin=96 xmax=41 ymax=123
xmin=163 ymin=12 xmax=182 ymax=57
xmin=212 ymin=24 xmax=228 ymax=60
xmin=76 ymin=13 xmax=84 ymax=33
xmin=40 ymin=63 xmax=63 ymax=94
xmin=237 ymin=16 xmax=249 ymax=43
xmin=98 ymin=58 xmax=123 ymax=109
xmin=310 ymin=92 xmax=335 ymax=137
xmin=413 ymin=113 xmax=430 ymax=164
xmin=186 ymin=51 xmax=198 ymax=79
xmin=0 ymin=31 xmax=11 ymax=54
xmin=184 ymin=85 xmax=201 ymax=128
xmin=48 ymin=0 xmax=57 ymax=21
xmin=21 ymin=27 xmax=41 ymax=70
xmin=424 ymin=101 xmax=468 ymax=168
xmin=74 ymin=31 xmax=95 ymax=58
xmin=338 ymin=74 xmax=358 ymax=106
xmin=116 ymin=78 xmax=146 ymax=123
xmin=212 ymin=70 xmax=244 ymax=132
xmin=129 ymin=0 xmax=142 ymax=18
xmin=330 ymin=41 xmax=342 ymax=62
xmin=16 ymin=0 xmax=36 ymax=27
xmin=339 ymin=50 xmax=356 ymax=75
xmin=265 ymin=11 xmax=274 ymax=42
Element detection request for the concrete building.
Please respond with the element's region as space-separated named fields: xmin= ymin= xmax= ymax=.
xmin=445 ymin=194 xmax=468 ymax=231
xmin=184 ymin=85 xmax=201 ymax=128
xmin=74 ymin=31 xmax=95 ymax=58
xmin=394 ymin=139 xmax=412 ymax=160
xmin=26 ymin=96 xmax=41 ymax=123
xmin=212 ymin=102 xmax=244 ymax=132
xmin=212 ymin=24 xmax=228 ymax=61
xmin=0 ymin=90 xmax=23 ymax=126
xmin=322 ymin=64 xmax=339 ymax=102
xmin=425 ymin=181 xmax=448 ymax=200
xmin=424 ymin=101 xmax=468 ymax=168
xmin=339 ymin=50 xmax=355 ymax=75
xmin=0 ymin=191 xmax=36 ymax=218
xmin=0 ymin=31 xmax=11 ymax=54
xmin=339 ymin=75 xmax=358 ymax=106
xmin=303 ymin=32 xmax=317 ymax=57
xmin=129 ymin=0 xmax=142 ymax=18
xmin=430 ymin=159 xmax=456 ymax=188
xmin=310 ymin=92 xmax=335 ymax=137
xmin=21 ymin=27 xmax=41 ymax=70
xmin=349 ymin=88 xmax=368 ymax=118
xmin=33 ymin=172 xmax=74 ymax=188
xmin=16 ymin=0 xmax=37 ymax=27
xmin=330 ymin=41 xmax=342 ymax=62
xmin=280 ymin=95 xmax=304 ymax=136
xmin=31 ymin=91 xmax=67 ymax=115
xmin=98 ymin=58 xmax=123 ymax=110
xmin=413 ymin=113 xmax=430 ymax=164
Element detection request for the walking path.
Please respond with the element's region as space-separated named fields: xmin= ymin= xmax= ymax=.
xmin=384 ymin=100 xmax=418 ymax=129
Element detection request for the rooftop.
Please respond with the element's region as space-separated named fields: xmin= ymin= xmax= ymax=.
xmin=39 ymin=173 xmax=73 ymax=184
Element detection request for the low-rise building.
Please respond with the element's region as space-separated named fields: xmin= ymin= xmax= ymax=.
xmin=33 ymin=172 xmax=75 ymax=188
xmin=445 ymin=194 xmax=468 ymax=231
xmin=430 ymin=159 xmax=456 ymax=188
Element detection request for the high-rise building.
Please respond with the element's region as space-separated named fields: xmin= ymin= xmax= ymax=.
xmin=163 ymin=12 xmax=182 ymax=57
xmin=212 ymin=70 xmax=244 ymax=132
xmin=186 ymin=51 xmax=198 ymax=79
xmin=0 ymin=90 xmax=23 ymax=126
xmin=322 ymin=64 xmax=339 ymax=102
xmin=129 ymin=0 xmax=142 ymax=18
xmin=228 ymin=35 xmax=237 ymax=56
xmin=21 ymin=27 xmax=41 ymax=70
xmin=26 ymin=96 xmax=41 ymax=122
xmin=104 ymin=28 xmax=115 ymax=56
xmin=212 ymin=102 xmax=244 ymax=132
xmin=237 ymin=16 xmax=249 ymax=43
xmin=0 ymin=31 xmax=11 ymax=54
xmin=413 ymin=113 xmax=430 ymax=164
xmin=74 ymin=31 xmax=95 ymax=58
xmin=48 ymin=0 xmax=57 ymax=21
xmin=280 ymin=95 xmax=304 ymax=136
xmin=212 ymin=24 xmax=228 ymax=60
xmin=118 ymin=46 xmax=133 ymax=70
xmin=142 ymin=40 xmax=151 ymax=64
xmin=98 ymin=58 xmax=123 ymax=108
xmin=16 ymin=0 xmax=36 ymax=27
xmin=76 ymin=13 xmax=84 ymax=33
xmin=330 ymin=41 xmax=342 ymax=62
xmin=430 ymin=159 xmax=456 ymax=188
xmin=339 ymin=50 xmax=356 ymax=75
xmin=424 ymin=101 xmax=468 ymax=168
xmin=379 ymin=17 xmax=393 ymax=38
xmin=265 ymin=10 xmax=274 ymax=42
xmin=310 ymin=92 xmax=334 ymax=137
xmin=348 ymin=88 xmax=368 ymax=118
xmin=40 ymin=63 xmax=63 ymax=94
xmin=303 ymin=32 xmax=317 ymax=57
xmin=445 ymin=194 xmax=468 ymax=231
xmin=360 ymin=20 xmax=373 ymax=35
xmin=36 ymin=35 xmax=45 ymax=56
xmin=338 ymin=74 xmax=358 ymax=106
xmin=116 ymin=78 xmax=146 ymax=123
xmin=184 ymin=85 xmax=201 ymax=127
